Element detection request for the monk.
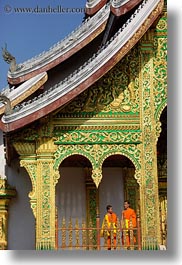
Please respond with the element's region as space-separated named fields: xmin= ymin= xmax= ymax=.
xmin=121 ymin=200 xmax=136 ymax=248
xmin=101 ymin=205 xmax=117 ymax=250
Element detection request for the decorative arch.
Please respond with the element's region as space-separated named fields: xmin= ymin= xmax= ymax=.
xmin=155 ymin=101 xmax=167 ymax=142
xmin=155 ymin=99 xmax=167 ymax=122
xmin=98 ymin=147 xmax=141 ymax=185
xmin=100 ymin=151 xmax=137 ymax=171
xmin=53 ymin=145 xmax=96 ymax=186
xmin=54 ymin=145 xmax=95 ymax=170
xmin=54 ymin=143 xmax=141 ymax=188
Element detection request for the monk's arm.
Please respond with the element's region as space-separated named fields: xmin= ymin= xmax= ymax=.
xmin=132 ymin=210 xmax=137 ymax=227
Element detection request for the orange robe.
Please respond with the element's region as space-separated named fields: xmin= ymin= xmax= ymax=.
xmin=101 ymin=213 xmax=117 ymax=250
xmin=122 ymin=208 xmax=136 ymax=247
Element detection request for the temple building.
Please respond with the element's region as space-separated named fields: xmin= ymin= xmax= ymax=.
xmin=0 ymin=0 xmax=167 ymax=250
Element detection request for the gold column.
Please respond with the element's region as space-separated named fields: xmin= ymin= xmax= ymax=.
xmin=139 ymin=30 xmax=161 ymax=249
xmin=14 ymin=137 xmax=59 ymax=250
xmin=34 ymin=137 xmax=58 ymax=250
xmin=0 ymin=179 xmax=16 ymax=250
xmin=85 ymin=167 xmax=99 ymax=249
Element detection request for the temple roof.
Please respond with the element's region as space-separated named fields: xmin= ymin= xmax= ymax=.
xmin=0 ymin=72 xmax=47 ymax=115
xmin=7 ymin=3 xmax=110 ymax=85
xmin=0 ymin=0 xmax=164 ymax=132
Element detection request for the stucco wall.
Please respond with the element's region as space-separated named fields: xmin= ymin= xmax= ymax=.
xmin=6 ymin=159 xmax=35 ymax=250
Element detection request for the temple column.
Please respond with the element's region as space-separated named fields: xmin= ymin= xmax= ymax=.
xmin=0 ymin=178 xmax=16 ymax=250
xmin=33 ymin=137 xmax=59 ymax=250
xmin=139 ymin=30 xmax=161 ymax=249
xmin=14 ymin=138 xmax=59 ymax=250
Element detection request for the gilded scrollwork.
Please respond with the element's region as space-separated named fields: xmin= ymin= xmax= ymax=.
xmin=54 ymin=143 xmax=141 ymax=187
xmin=42 ymin=199 xmax=51 ymax=236
xmin=0 ymin=179 xmax=6 ymax=191
xmin=91 ymin=168 xmax=102 ymax=188
xmin=139 ymin=18 xmax=165 ymax=245
xmin=36 ymin=160 xmax=56 ymax=249
xmin=54 ymin=144 xmax=95 ymax=171
xmin=20 ymin=161 xmax=37 ymax=217
xmin=156 ymin=15 xmax=167 ymax=32
xmin=55 ymin=47 xmax=139 ymax=117
xmin=55 ymin=130 xmax=142 ymax=145
xmin=0 ymin=214 xmax=6 ymax=250
xmin=0 ymin=179 xmax=16 ymax=249
xmin=14 ymin=138 xmax=57 ymax=249
xmin=0 ymin=215 xmax=5 ymax=240
xmin=153 ymin=13 xmax=167 ymax=123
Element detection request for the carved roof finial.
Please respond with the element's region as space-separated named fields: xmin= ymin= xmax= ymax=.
xmin=0 ymin=94 xmax=13 ymax=115
xmin=1 ymin=43 xmax=17 ymax=72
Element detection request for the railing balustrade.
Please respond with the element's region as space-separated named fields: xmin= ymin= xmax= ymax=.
xmin=55 ymin=213 xmax=142 ymax=250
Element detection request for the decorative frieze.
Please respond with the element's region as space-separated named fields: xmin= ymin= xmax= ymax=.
xmin=54 ymin=130 xmax=142 ymax=145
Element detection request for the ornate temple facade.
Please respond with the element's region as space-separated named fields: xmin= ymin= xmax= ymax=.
xmin=0 ymin=0 xmax=167 ymax=250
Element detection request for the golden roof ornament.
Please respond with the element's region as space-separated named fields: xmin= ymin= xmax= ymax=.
xmin=2 ymin=43 xmax=17 ymax=72
xmin=0 ymin=94 xmax=12 ymax=115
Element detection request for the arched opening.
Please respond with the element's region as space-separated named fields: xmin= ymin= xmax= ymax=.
xmin=157 ymin=106 xmax=167 ymax=245
xmin=55 ymin=153 xmax=141 ymax=250
xmin=55 ymin=154 xmax=96 ymax=248
xmin=99 ymin=154 xmax=139 ymax=222
xmin=56 ymin=154 xmax=93 ymax=221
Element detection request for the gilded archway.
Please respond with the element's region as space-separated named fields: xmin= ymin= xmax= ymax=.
xmin=54 ymin=143 xmax=141 ymax=188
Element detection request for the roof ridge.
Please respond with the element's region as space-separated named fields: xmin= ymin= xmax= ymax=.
xmin=8 ymin=3 xmax=111 ymax=79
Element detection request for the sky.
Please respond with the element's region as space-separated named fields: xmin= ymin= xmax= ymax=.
xmin=0 ymin=0 xmax=86 ymax=90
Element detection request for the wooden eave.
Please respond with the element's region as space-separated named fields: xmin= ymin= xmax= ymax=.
xmin=0 ymin=72 xmax=47 ymax=115
xmin=111 ymin=0 xmax=143 ymax=16
xmin=85 ymin=0 xmax=108 ymax=15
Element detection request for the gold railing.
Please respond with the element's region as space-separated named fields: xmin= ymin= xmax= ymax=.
xmin=159 ymin=196 xmax=167 ymax=246
xmin=55 ymin=214 xmax=141 ymax=250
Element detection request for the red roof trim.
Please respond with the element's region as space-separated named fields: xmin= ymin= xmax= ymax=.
xmin=7 ymin=23 xmax=107 ymax=85
xmin=85 ymin=0 xmax=107 ymax=15
xmin=111 ymin=0 xmax=143 ymax=16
